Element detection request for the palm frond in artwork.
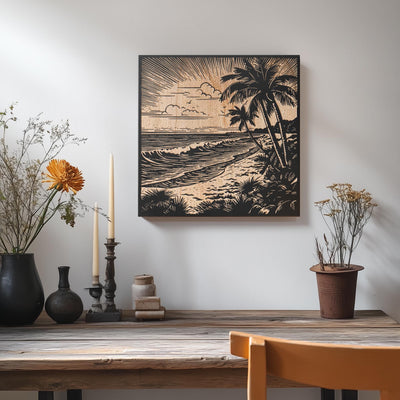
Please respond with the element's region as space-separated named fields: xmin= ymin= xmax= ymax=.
xmin=239 ymin=177 xmax=263 ymax=196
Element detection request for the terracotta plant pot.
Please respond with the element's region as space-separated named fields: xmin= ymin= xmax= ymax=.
xmin=310 ymin=264 xmax=364 ymax=319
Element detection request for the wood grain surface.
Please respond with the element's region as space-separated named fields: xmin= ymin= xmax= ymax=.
xmin=0 ymin=310 xmax=398 ymax=390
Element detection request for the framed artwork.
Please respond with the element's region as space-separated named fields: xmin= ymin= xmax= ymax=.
xmin=139 ymin=55 xmax=300 ymax=217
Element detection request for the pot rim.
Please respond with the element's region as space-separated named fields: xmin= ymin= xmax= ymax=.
xmin=1 ymin=253 xmax=34 ymax=256
xmin=310 ymin=264 xmax=364 ymax=274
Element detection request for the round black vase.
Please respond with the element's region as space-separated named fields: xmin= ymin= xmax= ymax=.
xmin=45 ymin=266 xmax=83 ymax=324
xmin=0 ymin=253 xmax=44 ymax=325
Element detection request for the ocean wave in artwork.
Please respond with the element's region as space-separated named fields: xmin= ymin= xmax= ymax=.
xmin=141 ymin=137 xmax=245 ymax=165
xmin=140 ymin=135 xmax=258 ymax=188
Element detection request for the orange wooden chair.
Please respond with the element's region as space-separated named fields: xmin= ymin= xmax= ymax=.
xmin=230 ymin=331 xmax=400 ymax=400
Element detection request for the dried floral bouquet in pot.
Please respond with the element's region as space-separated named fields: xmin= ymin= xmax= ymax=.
xmin=0 ymin=104 xmax=89 ymax=324
xmin=314 ymin=183 xmax=377 ymax=270
xmin=311 ymin=183 xmax=378 ymax=319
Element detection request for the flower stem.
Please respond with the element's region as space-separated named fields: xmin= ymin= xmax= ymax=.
xmin=21 ymin=188 xmax=60 ymax=253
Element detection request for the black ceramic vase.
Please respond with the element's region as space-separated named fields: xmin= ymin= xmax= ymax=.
xmin=45 ymin=266 xmax=83 ymax=324
xmin=0 ymin=253 xmax=44 ymax=325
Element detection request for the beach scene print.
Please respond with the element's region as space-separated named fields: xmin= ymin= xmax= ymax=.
xmin=139 ymin=56 xmax=299 ymax=217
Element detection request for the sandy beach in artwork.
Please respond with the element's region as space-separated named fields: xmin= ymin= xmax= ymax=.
xmin=160 ymin=152 xmax=263 ymax=213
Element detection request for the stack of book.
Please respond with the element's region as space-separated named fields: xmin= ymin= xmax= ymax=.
xmin=134 ymin=296 xmax=165 ymax=320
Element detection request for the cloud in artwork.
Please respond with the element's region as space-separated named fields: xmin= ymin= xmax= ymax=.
xmin=149 ymin=81 xmax=224 ymax=118
xmin=162 ymin=104 xmax=181 ymax=116
xmin=198 ymin=82 xmax=222 ymax=99
xmin=162 ymin=104 xmax=206 ymax=117
xmin=143 ymin=80 xmax=229 ymax=135
xmin=182 ymin=108 xmax=206 ymax=116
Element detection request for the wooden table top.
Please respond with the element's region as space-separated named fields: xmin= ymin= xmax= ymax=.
xmin=0 ymin=310 xmax=399 ymax=391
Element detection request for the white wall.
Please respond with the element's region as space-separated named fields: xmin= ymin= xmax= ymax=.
xmin=1 ymin=0 xmax=399 ymax=399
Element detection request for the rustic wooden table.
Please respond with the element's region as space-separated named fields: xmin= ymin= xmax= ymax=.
xmin=0 ymin=310 xmax=399 ymax=400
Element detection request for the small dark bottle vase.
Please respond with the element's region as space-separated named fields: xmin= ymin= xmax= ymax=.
xmin=45 ymin=266 xmax=83 ymax=324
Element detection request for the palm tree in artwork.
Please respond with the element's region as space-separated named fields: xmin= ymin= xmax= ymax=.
xmin=227 ymin=105 xmax=266 ymax=155
xmin=220 ymin=57 xmax=297 ymax=167
xmin=266 ymin=63 xmax=297 ymax=165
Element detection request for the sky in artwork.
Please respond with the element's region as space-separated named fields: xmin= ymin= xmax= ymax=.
xmin=140 ymin=56 xmax=298 ymax=134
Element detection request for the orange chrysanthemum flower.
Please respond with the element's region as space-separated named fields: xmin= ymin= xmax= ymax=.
xmin=43 ymin=159 xmax=84 ymax=194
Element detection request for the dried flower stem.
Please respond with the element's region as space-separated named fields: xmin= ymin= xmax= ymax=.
xmin=0 ymin=104 xmax=87 ymax=254
xmin=314 ymin=183 xmax=377 ymax=268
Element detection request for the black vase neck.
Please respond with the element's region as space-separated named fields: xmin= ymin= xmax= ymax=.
xmin=58 ymin=266 xmax=70 ymax=289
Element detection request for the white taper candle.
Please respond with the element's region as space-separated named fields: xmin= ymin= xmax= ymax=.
xmin=92 ymin=202 xmax=99 ymax=284
xmin=108 ymin=154 xmax=115 ymax=239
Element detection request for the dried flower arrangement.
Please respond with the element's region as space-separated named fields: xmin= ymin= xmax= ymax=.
xmin=0 ymin=104 xmax=86 ymax=254
xmin=314 ymin=183 xmax=377 ymax=270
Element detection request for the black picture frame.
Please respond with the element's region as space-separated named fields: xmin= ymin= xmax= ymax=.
xmin=139 ymin=55 xmax=300 ymax=217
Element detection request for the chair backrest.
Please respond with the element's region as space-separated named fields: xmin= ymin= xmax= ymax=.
xmin=230 ymin=331 xmax=400 ymax=400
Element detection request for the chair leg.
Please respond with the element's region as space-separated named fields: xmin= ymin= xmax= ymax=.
xmin=321 ymin=388 xmax=335 ymax=400
xmin=67 ymin=389 xmax=83 ymax=400
xmin=380 ymin=391 xmax=400 ymax=400
xmin=38 ymin=392 xmax=54 ymax=400
xmin=342 ymin=390 xmax=358 ymax=400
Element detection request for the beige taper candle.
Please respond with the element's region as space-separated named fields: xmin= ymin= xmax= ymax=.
xmin=92 ymin=202 xmax=99 ymax=285
xmin=108 ymin=154 xmax=115 ymax=239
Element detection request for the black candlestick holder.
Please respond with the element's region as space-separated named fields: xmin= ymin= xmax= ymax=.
xmin=85 ymin=238 xmax=122 ymax=322
xmin=85 ymin=283 xmax=103 ymax=312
